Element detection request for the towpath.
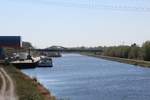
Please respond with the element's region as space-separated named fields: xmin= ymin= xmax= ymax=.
xmin=0 ymin=67 xmax=18 ymax=100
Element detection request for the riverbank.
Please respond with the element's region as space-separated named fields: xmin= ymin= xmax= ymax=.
xmin=84 ymin=53 xmax=150 ymax=68
xmin=2 ymin=65 xmax=56 ymax=100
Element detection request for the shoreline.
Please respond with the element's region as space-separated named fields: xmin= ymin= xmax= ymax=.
xmin=83 ymin=54 xmax=150 ymax=68
xmin=3 ymin=65 xmax=56 ymax=100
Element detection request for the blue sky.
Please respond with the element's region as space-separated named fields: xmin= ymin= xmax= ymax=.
xmin=0 ymin=0 xmax=150 ymax=48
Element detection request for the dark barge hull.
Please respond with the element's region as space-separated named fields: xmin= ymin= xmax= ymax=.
xmin=12 ymin=62 xmax=38 ymax=69
xmin=37 ymin=65 xmax=53 ymax=67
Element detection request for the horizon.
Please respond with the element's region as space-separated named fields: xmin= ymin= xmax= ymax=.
xmin=30 ymin=40 xmax=149 ymax=49
xmin=0 ymin=0 xmax=150 ymax=48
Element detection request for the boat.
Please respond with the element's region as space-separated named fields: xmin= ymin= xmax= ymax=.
xmin=11 ymin=60 xmax=38 ymax=69
xmin=38 ymin=57 xmax=53 ymax=67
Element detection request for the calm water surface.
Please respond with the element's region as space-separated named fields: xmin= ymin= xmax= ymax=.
xmin=22 ymin=54 xmax=150 ymax=100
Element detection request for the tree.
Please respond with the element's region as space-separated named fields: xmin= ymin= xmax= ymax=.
xmin=128 ymin=43 xmax=140 ymax=59
xmin=22 ymin=41 xmax=34 ymax=49
xmin=142 ymin=41 xmax=150 ymax=61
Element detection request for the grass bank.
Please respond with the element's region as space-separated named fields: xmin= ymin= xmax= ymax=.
xmin=83 ymin=53 xmax=150 ymax=68
xmin=0 ymin=72 xmax=2 ymax=90
xmin=3 ymin=65 xmax=56 ymax=100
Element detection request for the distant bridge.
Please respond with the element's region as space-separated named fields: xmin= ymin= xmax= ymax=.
xmin=31 ymin=48 xmax=103 ymax=53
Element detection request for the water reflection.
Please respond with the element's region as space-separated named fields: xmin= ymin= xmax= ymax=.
xmin=22 ymin=54 xmax=150 ymax=100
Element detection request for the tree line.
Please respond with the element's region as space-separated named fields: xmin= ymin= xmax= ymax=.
xmin=102 ymin=41 xmax=150 ymax=61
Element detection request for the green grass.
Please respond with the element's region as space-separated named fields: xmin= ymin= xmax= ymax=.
xmin=83 ymin=53 xmax=150 ymax=68
xmin=4 ymin=65 xmax=46 ymax=100
xmin=0 ymin=72 xmax=2 ymax=90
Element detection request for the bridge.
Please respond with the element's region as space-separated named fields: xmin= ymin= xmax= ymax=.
xmin=31 ymin=48 xmax=103 ymax=53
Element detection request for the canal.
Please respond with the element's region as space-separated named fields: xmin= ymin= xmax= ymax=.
xmin=22 ymin=54 xmax=150 ymax=100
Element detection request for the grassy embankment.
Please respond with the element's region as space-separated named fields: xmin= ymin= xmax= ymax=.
xmin=0 ymin=72 xmax=2 ymax=90
xmin=83 ymin=53 xmax=150 ymax=68
xmin=3 ymin=65 xmax=56 ymax=100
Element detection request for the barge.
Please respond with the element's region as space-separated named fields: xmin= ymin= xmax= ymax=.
xmin=38 ymin=57 xmax=53 ymax=67
xmin=11 ymin=60 xmax=38 ymax=69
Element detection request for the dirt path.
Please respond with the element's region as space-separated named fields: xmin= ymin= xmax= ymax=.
xmin=0 ymin=69 xmax=6 ymax=100
xmin=0 ymin=68 xmax=18 ymax=100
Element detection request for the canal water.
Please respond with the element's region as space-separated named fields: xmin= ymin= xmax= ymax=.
xmin=22 ymin=54 xmax=150 ymax=100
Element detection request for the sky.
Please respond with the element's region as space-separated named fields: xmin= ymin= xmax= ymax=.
xmin=0 ymin=0 xmax=150 ymax=48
